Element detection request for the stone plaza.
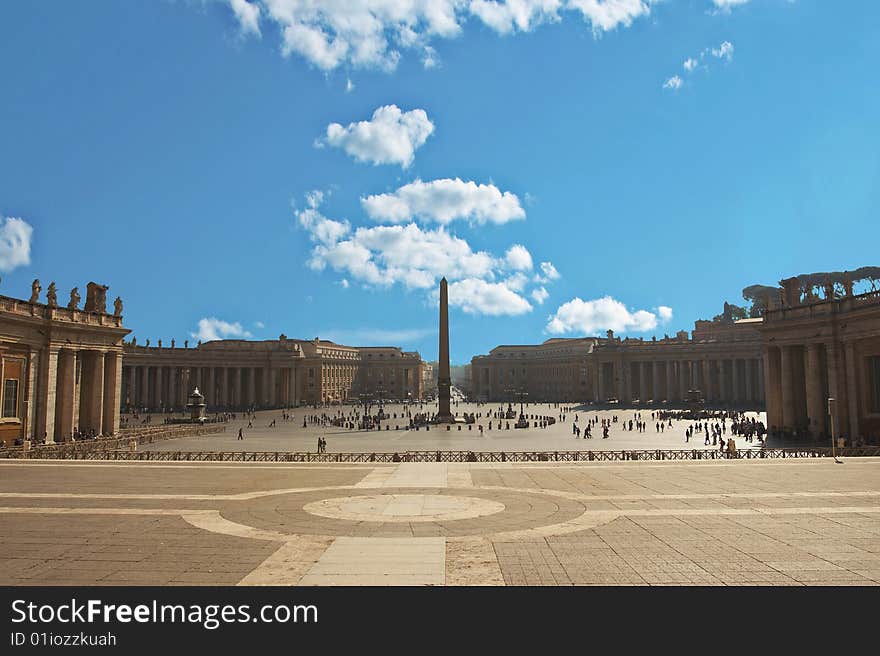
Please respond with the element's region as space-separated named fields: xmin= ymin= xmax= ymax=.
xmin=1 ymin=455 xmax=878 ymax=585
xmin=1 ymin=272 xmax=879 ymax=586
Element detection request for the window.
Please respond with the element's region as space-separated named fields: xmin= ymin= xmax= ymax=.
xmin=2 ymin=379 xmax=19 ymax=418
xmin=870 ymin=356 xmax=880 ymax=413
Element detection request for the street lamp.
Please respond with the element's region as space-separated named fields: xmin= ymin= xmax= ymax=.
xmin=828 ymin=397 xmax=842 ymax=464
xmin=375 ymin=384 xmax=388 ymax=419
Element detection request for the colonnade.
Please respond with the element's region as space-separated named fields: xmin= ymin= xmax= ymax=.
xmin=121 ymin=365 xmax=297 ymax=411
xmin=764 ymin=341 xmax=860 ymax=439
xmin=35 ymin=347 xmax=123 ymax=442
xmin=594 ymin=357 xmax=765 ymax=405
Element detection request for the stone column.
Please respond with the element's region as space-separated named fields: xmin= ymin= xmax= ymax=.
xmin=620 ymin=360 xmax=630 ymax=402
xmin=262 ymin=367 xmax=270 ymax=407
xmin=825 ymin=343 xmax=841 ymax=439
xmin=139 ymin=366 xmax=148 ymax=408
xmin=805 ymin=343 xmax=824 ymax=438
xmin=172 ymin=368 xmax=180 ymax=408
xmin=150 ymin=366 xmax=160 ymax=410
xmin=219 ymin=368 xmax=228 ymax=408
xmin=594 ymin=363 xmax=602 ymax=402
xmin=757 ymin=358 xmax=765 ymax=404
xmin=845 ymin=342 xmax=860 ymax=441
xmin=701 ymin=360 xmax=711 ymax=401
xmin=653 ymin=361 xmax=662 ymax=402
xmin=248 ymin=367 xmax=256 ymax=408
xmin=269 ymin=368 xmax=278 ymax=407
xmin=679 ymin=361 xmax=688 ymax=399
xmin=764 ymin=349 xmax=782 ymax=429
xmin=665 ymin=361 xmax=675 ymax=402
xmin=36 ymin=347 xmax=60 ymax=443
xmin=718 ymin=360 xmax=728 ymax=403
xmin=744 ymin=359 xmax=753 ymax=403
xmin=206 ymin=367 xmax=215 ymax=408
xmin=731 ymin=359 xmax=740 ymax=404
xmin=640 ymin=361 xmax=650 ymax=400
xmin=54 ymin=349 xmax=77 ymax=441
xmin=156 ymin=366 xmax=163 ymax=410
xmin=780 ymin=346 xmax=796 ymax=431
xmin=25 ymin=349 xmax=38 ymax=439
xmin=89 ymin=352 xmax=105 ymax=434
xmin=287 ymin=368 xmax=295 ymax=407
xmin=103 ymin=352 xmax=122 ymax=435
xmin=234 ymin=367 xmax=242 ymax=408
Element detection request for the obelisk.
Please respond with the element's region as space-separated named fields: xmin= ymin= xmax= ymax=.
xmin=436 ymin=277 xmax=454 ymax=422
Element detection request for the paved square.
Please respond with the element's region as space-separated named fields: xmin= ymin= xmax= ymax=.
xmin=0 ymin=456 xmax=878 ymax=586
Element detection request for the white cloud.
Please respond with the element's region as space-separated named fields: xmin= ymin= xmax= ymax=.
xmin=215 ymin=1 xmax=656 ymax=71
xmin=534 ymin=261 xmax=560 ymax=283
xmin=308 ymin=222 xmax=496 ymax=289
xmin=296 ymin=207 xmax=351 ymax=246
xmin=568 ymin=0 xmax=654 ymax=33
xmin=665 ymin=40 xmax=733 ymax=89
xmin=657 ymin=305 xmax=673 ymax=321
xmin=254 ymin=320 xmax=265 ymax=328
xmin=345 ymin=78 xmax=355 ymax=93
xmin=363 ymin=178 xmax=526 ymax=226
xmin=505 ymin=244 xmax=533 ymax=271
xmin=663 ymin=75 xmax=683 ymax=90
xmin=712 ymin=0 xmax=750 ymax=12
xmin=323 ymin=327 xmax=434 ymax=344
xmin=545 ymin=296 xmax=673 ymax=334
xmin=340 ymin=278 xmax=350 ymax=289
xmin=228 ymin=0 xmax=261 ymax=36
xmin=422 ymin=45 xmax=439 ymax=69
xmin=444 ymin=278 xmax=533 ymax=316
xmin=711 ymin=40 xmax=734 ymax=61
xmin=531 ymin=286 xmax=549 ymax=305
xmin=503 ymin=272 xmax=530 ymax=292
xmin=0 ymin=217 xmax=33 ymax=273
xmin=468 ymin=0 xmax=562 ymax=34
xmin=191 ymin=317 xmax=253 ymax=342
xmin=297 ymin=192 xmax=554 ymax=317
xmin=305 ymin=189 xmax=324 ymax=208
xmin=320 ymin=105 xmax=434 ymax=168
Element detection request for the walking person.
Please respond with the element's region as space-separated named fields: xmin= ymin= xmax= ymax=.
xmin=238 ymin=427 xmax=243 ymax=440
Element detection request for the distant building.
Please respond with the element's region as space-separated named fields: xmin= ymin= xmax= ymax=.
xmin=121 ymin=337 xmax=428 ymax=410
xmin=0 ymin=281 xmax=128 ymax=446
xmin=471 ymin=314 xmax=765 ymax=406
xmin=758 ymin=278 xmax=880 ymax=442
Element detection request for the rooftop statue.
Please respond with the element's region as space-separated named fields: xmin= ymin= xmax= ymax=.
xmin=113 ymin=296 xmax=123 ymax=317
xmin=68 ymin=287 xmax=81 ymax=310
xmin=29 ymin=279 xmax=41 ymax=304
xmin=46 ymin=282 xmax=58 ymax=308
xmin=84 ymin=282 xmax=109 ymax=313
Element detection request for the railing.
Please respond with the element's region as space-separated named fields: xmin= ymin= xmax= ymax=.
xmin=0 ymin=424 xmax=226 ymax=459
xmin=0 ymin=294 xmax=123 ymax=328
xmin=5 ymin=445 xmax=877 ymax=462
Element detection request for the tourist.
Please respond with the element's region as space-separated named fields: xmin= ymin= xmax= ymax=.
xmin=237 ymin=428 xmax=243 ymax=440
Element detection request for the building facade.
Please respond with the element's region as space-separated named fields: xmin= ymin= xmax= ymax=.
xmin=121 ymin=337 xmax=428 ymax=410
xmin=471 ymin=316 xmax=765 ymax=406
xmin=0 ymin=281 xmax=129 ymax=447
xmin=759 ymin=281 xmax=880 ymax=441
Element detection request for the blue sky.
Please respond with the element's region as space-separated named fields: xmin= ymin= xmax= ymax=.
xmin=1 ymin=0 xmax=878 ymax=363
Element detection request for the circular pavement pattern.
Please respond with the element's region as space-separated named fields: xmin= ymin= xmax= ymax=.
xmin=220 ymin=486 xmax=588 ymax=538
xmin=303 ymin=494 xmax=506 ymax=523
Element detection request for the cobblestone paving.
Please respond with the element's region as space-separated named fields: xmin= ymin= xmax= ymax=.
xmin=138 ymin=406 xmax=770 ymax=454
xmin=1 ymin=458 xmax=878 ymax=585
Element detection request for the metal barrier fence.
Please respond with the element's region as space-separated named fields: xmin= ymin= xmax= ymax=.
xmin=7 ymin=445 xmax=877 ymax=462
xmin=0 ymin=424 xmax=227 ymax=460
